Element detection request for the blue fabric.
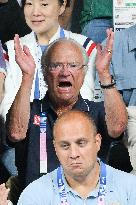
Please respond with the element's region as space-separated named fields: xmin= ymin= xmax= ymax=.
xmin=34 ymin=45 xmax=48 ymax=99
xmin=18 ymin=163 xmax=136 ymax=204
xmin=1 ymin=146 xmax=17 ymax=176
xmin=82 ymin=19 xmax=113 ymax=43
xmin=110 ymin=25 xmax=136 ymax=106
xmin=119 ymin=89 xmax=136 ymax=106
xmin=94 ymin=25 xmax=136 ymax=105
xmin=34 ymin=70 xmax=40 ymax=99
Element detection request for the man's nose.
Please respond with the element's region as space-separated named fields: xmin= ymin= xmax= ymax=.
xmin=59 ymin=64 xmax=71 ymax=76
xmin=70 ymin=145 xmax=80 ymax=159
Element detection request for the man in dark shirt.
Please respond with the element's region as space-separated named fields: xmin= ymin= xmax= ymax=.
xmin=7 ymin=33 xmax=127 ymax=190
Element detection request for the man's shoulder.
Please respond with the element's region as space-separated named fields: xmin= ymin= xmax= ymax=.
xmin=82 ymin=98 xmax=104 ymax=110
xmin=18 ymin=170 xmax=57 ymax=204
xmin=75 ymin=98 xmax=105 ymax=122
xmin=23 ymin=169 xmax=57 ymax=193
xmin=107 ymin=164 xmax=136 ymax=186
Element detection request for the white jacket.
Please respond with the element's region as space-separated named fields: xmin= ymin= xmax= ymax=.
xmin=0 ymin=27 xmax=97 ymax=119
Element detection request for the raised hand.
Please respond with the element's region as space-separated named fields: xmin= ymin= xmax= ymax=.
xmin=14 ymin=34 xmax=36 ymax=77
xmin=0 ymin=183 xmax=10 ymax=205
xmin=95 ymin=28 xmax=114 ymax=81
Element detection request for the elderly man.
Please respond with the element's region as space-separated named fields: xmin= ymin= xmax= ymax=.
xmin=7 ymin=31 xmax=127 ymax=191
xmin=17 ymin=110 xmax=136 ymax=205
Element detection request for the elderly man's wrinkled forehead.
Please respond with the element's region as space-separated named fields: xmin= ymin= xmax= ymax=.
xmin=41 ymin=38 xmax=89 ymax=68
xmin=48 ymin=41 xmax=83 ymax=61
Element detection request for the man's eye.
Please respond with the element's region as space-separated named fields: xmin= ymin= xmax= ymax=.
xmin=60 ymin=144 xmax=69 ymax=150
xmin=69 ymin=63 xmax=77 ymax=68
xmin=50 ymin=63 xmax=62 ymax=70
xmin=54 ymin=63 xmax=62 ymax=68
xmin=78 ymin=140 xmax=87 ymax=147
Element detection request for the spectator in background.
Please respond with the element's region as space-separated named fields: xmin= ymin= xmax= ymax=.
xmin=0 ymin=0 xmax=97 ymax=120
xmin=70 ymin=0 xmax=83 ymax=33
xmin=59 ymin=0 xmax=76 ymax=30
xmin=0 ymin=0 xmax=31 ymax=44
xmin=95 ymin=24 xmax=136 ymax=174
xmin=110 ymin=25 xmax=136 ymax=174
xmin=116 ymin=0 xmax=124 ymax=6
xmin=17 ymin=110 xmax=136 ymax=205
xmin=80 ymin=0 xmax=113 ymax=43
xmin=0 ymin=39 xmax=17 ymax=184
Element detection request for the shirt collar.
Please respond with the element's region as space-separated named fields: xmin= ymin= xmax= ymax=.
xmin=41 ymin=93 xmax=90 ymax=113
xmin=63 ymin=174 xmax=100 ymax=199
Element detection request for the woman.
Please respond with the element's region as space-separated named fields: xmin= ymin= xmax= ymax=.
xmin=0 ymin=0 xmax=97 ymax=119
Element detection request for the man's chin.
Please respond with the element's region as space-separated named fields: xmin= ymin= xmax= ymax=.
xmin=55 ymin=94 xmax=75 ymax=104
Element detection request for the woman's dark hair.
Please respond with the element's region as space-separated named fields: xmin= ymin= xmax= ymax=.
xmin=21 ymin=0 xmax=70 ymax=9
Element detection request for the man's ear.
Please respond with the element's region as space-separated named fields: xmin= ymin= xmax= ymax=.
xmin=95 ymin=133 xmax=101 ymax=152
xmin=59 ymin=0 xmax=67 ymax=16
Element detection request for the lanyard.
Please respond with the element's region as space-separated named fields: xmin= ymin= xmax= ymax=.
xmin=98 ymin=161 xmax=106 ymax=205
xmin=34 ymin=27 xmax=65 ymax=99
xmin=57 ymin=161 xmax=106 ymax=205
xmin=39 ymin=28 xmax=65 ymax=173
xmin=40 ymin=112 xmax=47 ymax=174
xmin=57 ymin=166 xmax=69 ymax=205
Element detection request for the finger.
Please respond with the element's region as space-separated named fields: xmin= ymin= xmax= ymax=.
xmin=23 ymin=45 xmax=32 ymax=57
xmin=106 ymin=28 xmax=113 ymax=37
xmin=14 ymin=34 xmax=22 ymax=55
xmin=105 ymin=31 xmax=114 ymax=53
